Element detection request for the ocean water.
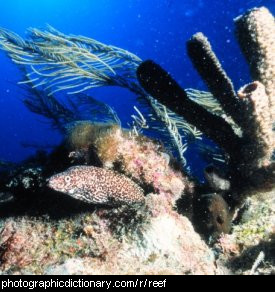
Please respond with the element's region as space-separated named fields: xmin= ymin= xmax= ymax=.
xmin=0 ymin=0 xmax=273 ymax=178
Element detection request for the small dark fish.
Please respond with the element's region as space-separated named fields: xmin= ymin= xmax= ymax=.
xmin=193 ymin=193 xmax=232 ymax=236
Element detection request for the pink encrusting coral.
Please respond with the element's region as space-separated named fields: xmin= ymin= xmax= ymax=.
xmin=65 ymin=122 xmax=191 ymax=203
xmin=40 ymin=125 xmax=217 ymax=275
xmin=94 ymin=126 xmax=191 ymax=202
xmin=0 ymin=220 xmax=54 ymax=272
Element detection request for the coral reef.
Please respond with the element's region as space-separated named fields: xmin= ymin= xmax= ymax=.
xmin=0 ymin=116 xmax=213 ymax=274
xmin=45 ymin=210 xmax=218 ymax=275
xmin=137 ymin=7 xmax=275 ymax=213
xmin=0 ymin=6 xmax=274 ymax=275
xmin=65 ymin=122 xmax=190 ymax=199
xmin=0 ymin=130 xmax=219 ymax=275
xmin=0 ymin=217 xmax=99 ymax=274
xmin=0 ymin=204 xmax=217 ymax=275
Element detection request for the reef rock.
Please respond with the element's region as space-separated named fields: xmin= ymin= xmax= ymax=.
xmin=44 ymin=202 xmax=218 ymax=275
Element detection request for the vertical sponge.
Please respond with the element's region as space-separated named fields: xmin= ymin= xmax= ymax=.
xmin=235 ymin=7 xmax=275 ymax=121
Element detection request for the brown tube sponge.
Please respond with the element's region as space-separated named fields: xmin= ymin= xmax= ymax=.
xmin=235 ymin=7 xmax=275 ymax=121
xmin=238 ymin=81 xmax=274 ymax=168
xmin=186 ymin=32 xmax=243 ymax=126
xmin=137 ymin=60 xmax=242 ymax=156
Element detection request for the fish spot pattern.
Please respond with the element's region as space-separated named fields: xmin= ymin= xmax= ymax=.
xmin=48 ymin=166 xmax=145 ymax=205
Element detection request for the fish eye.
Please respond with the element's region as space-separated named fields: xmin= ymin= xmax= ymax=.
xmin=65 ymin=176 xmax=71 ymax=183
xmin=216 ymin=215 xmax=224 ymax=225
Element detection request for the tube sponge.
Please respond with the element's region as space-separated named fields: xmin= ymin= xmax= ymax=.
xmin=137 ymin=7 xmax=275 ymax=208
xmin=186 ymin=32 xmax=242 ymax=126
xmin=137 ymin=60 xmax=241 ymax=157
xmin=238 ymin=81 xmax=275 ymax=168
xmin=235 ymin=7 xmax=275 ymax=121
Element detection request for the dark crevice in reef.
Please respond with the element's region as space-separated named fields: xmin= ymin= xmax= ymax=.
xmin=0 ymin=190 xmax=96 ymax=220
xmin=0 ymin=149 xmax=98 ymax=220
xmin=227 ymin=236 xmax=275 ymax=274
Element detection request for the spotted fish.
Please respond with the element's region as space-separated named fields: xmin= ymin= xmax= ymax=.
xmin=48 ymin=165 xmax=145 ymax=205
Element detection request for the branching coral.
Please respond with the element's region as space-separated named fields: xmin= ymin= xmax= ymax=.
xmin=137 ymin=7 xmax=275 ymax=210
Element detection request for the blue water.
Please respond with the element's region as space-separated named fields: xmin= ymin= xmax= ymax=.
xmin=0 ymin=0 xmax=273 ymax=176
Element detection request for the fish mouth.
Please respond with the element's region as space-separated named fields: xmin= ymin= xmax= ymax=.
xmin=47 ymin=178 xmax=67 ymax=194
xmin=47 ymin=178 xmax=57 ymax=190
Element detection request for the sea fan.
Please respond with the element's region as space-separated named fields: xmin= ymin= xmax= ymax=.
xmin=0 ymin=26 xmax=223 ymax=167
xmin=0 ymin=26 xmax=141 ymax=95
xmin=21 ymin=83 xmax=120 ymax=132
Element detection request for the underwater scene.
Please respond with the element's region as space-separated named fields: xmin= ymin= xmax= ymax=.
xmin=0 ymin=0 xmax=274 ymax=275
